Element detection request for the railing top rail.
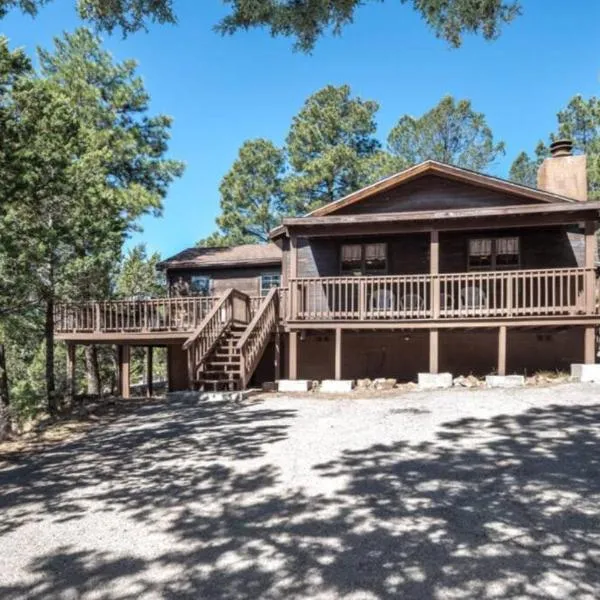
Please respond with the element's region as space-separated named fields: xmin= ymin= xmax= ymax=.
xmin=289 ymin=267 xmax=591 ymax=281
xmin=56 ymin=295 xmax=219 ymax=307
xmin=236 ymin=287 xmax=278 ymax=350
xmin=182 ymin=289 xmax=235 ymax=351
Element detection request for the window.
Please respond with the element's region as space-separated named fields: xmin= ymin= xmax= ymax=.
xmin=189 ymin=275 xmax=211 ymax=296
xmin=468 ymin=237 xmax=520 ymax=270
xmin=341 ymin=243 xmax=387 ymax=275
xmin=261 ymin=272 xmax=280 ymax=296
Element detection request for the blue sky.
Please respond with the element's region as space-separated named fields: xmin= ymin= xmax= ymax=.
xmin=3 ymin=2 xmax=600 ymax=258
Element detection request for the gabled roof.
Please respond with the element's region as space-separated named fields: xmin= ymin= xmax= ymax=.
xmin=306 ymin=160 xmax=576 ymax=218
xmin=158 ymin=243 xmax=282 ymax=270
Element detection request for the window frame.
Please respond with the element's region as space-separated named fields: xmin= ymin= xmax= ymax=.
xmin=260 ymin=272 xmax=281 ymax=296
xmin=467 ymin=237 xmax=521 ymax=271
xmin=189 ymin=275 xmax=212 ymax=296
xmin=340 ymin=242 xmax=388 ymax=276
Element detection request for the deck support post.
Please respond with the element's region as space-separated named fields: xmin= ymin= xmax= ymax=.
xmin=497 ymin=326 xmax=507 ymax=376
xmin=289 ymin=331 xmax=298 ymax=380
xmin=585 ymin=221 xmax=597 ymax=315
xmin=430 ymin=230 xmax=440 ymax=318
xmin=334 ymin=328 xmax=342 ymax=380
xmin=118 ymin=344 xmax=130 ymax=399
xmin=146 ymin=346 xmax=153 ymax=398
xmin=289 ymin=234 xmax=298 ymax=320
xmin=274 ymin=328 xmax=281 ymax=381
xmin=429 ymin=328 xmax=439 ymax=374
xmin=585 ymin=326 xmax=596 ymax=364
xmin=66 ymin=342 xmax=76 ymax=403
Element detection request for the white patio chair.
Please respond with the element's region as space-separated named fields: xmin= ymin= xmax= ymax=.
xmin=369 ymin=287 xmax=396 ymax=312
xmin=401 ymin=293 xmax=425 ymax=313
xmin=460 ymin=286 xmax=487 ymax=310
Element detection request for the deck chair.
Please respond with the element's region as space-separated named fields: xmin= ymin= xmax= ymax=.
xmin=460 ymin=286 xmax=487 ymax=310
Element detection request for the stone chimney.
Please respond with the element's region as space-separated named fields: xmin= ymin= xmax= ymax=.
xmin=537 ymin=139 xmax=587 ymax=201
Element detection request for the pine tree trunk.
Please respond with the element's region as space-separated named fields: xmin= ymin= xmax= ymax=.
xmin=0 ymin=343 xmax=10 ymax=441
xmin=45 ymin=298 xmax=57 ymax=415
xmin=85 ymin=345 xmax=101 ymax=396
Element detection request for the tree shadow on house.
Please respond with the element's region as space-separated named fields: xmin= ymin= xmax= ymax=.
xmin=2 ymin=398 xmax=600 ymax=599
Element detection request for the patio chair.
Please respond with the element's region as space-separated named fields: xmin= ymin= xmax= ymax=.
xmin=460 ymin=286 xmax=487 ymax=310
xmin=401 ymin=293 xmax=425 ymax=313
xmin=369 ymin=287 xmax=396 ymax=312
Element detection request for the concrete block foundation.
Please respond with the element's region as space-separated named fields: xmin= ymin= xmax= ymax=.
xmin=320 ymin=380 xmax=354 ymax=393
xmin=278 ymin=380 xmax=313 ymax=393
xmin=485 ymin=375 xmax=525 ymax=388
xmin=418 ymin=372 xmax=453 ymax=390
xmin=571 ymin=364 xmax=600 ymax=383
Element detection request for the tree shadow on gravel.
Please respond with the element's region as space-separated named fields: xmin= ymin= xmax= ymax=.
xmin=1 ymin=398 xmax=600 ymax=599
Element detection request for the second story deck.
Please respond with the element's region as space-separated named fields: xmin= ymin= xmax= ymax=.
xmin=55 ymin=266 xmax=599 ymax=341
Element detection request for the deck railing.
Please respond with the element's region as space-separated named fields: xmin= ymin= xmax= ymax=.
xmin=183 ymin=289 xmax=251 ymax=382
xmin=54 ymin=295 xmax=264 ymax=335
xmin=288 ymin=267 xmax=595 ymax=321
xmin=237 ymin=288 xmax=280 ymax=388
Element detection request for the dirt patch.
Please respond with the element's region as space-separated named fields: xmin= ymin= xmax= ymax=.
xmin=0 ymin=396 xmax=166 ymax=460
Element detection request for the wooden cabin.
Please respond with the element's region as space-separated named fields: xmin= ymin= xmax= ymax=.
xmin=55 ymin=140 xmax=600 ymax=394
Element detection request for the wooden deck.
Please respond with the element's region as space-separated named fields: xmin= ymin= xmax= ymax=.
xmin=54 ymin=296 xmax=265 ymax=341
xmin=287 ymin=267 xmax=597 ymax=324
xmin=55 ymin=268 xmax=598 ymax=341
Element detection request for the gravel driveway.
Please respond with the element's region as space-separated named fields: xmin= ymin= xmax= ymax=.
xmin=1 ymin=384 xmax=600 ymax=599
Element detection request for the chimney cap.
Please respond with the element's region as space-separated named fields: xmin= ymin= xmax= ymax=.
xmin=550 ymin=139 xmax=573 ymax=157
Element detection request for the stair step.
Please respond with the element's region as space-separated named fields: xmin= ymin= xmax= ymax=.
xmin=201 ymin=371 xmax=241 ymax=378
xmin=209 ymin=360 xmax=241 ymax=366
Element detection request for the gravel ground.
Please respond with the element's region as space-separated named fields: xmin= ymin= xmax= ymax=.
xmin=1 ymin=383 xmax=600 ymax=599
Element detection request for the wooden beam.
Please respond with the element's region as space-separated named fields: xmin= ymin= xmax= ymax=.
xmin=498 ymin=326 xmax=507 ymax=376
xmin=289 ymin=331 xmax=298 ymax=380
xmin=118 ymin=344 xmax=130 ymax=399
xmin=274 ymin=328 xmax=281 ymax=381
xmin=585 ymin=221 xmax=597 ymax=315
xmin=146 ymin=346 xmax=153 ymax=398
xmin=430 ymin=230 xmax=440 ymax=319
xmin=585 ymin=326 xmax=596 ymax=364
xmin=286 ymin=212 xmax=600 ymax=239
xmin=429 ymin=328 xmax=439 ymax=374
xmin=334 ymin=328 xmax=342 ymax=380
xmin=66 ymin=342 xmax=76 ymax=403
xmin=290 ymin=234 xmax=298 ymax=279
xmin=286 ymin=316 xmax=600 ymax=330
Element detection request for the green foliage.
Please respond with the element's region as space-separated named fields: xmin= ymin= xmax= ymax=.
xmin=203 ymin=87 xmax=504 ymax=243
xmin=0 ymin=30 xmax=182 ymax=416
xmin=217 ymin=0 xmax=521 ymax=52
xmin=1 ymin=1 xmax=521 ymax=51
xmin=510 ymin=95 xmax=600 ymax=200
xmin=387 ymin=95 xmax=505 ymax=171
xmin=211 ymin=139 xmax=286 ymax=244
xmin=116 ymin=244 xmax=165 ymax=299
xmin=285 ymin=84 xmax=380 ymax=213
xmin=0 ymin=0 xmax=176 ymax=34
xmin=509 ymin=143 xmax=548 ymax=187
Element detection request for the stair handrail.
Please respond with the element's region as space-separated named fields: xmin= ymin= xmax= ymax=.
xmin=183 ymin=288 xmax=251 ymax=384
xmin=236 ymin=287 xmax=279 ymax=388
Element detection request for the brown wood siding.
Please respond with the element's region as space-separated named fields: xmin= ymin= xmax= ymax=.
xmin=294 ymin=328 xmax=584 ymax=381
xmin=167 ymin=266 xmax=281 ymax=297
xmin=291 ymin=226 xmax=583 ymax=278
xmin=167 ymin=345 xmax=188 ymax=391
xmin=336 ymin=175 xmax=547 ymax=215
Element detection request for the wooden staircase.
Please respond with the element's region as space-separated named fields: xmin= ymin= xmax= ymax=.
xmin=183 ymin=287 xmax=280 ymax=392
xmin=194 ymin=322 xmax=245 ymax=391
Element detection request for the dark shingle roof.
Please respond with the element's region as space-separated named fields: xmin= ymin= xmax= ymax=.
xmin=158 ymin=243 xmax=282 ymax=270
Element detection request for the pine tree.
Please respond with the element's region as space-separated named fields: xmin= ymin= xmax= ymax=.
xmin=387 ymin=96 xmax=505 ymax=171
xmin=285 ymin=85 xmax=380 ymax=213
